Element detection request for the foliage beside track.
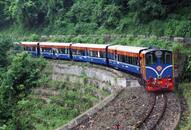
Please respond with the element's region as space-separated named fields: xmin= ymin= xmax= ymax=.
xmin=0 ymin=35 xmax=13 ymax=68
xmin=176 ymin=83 xmax=191 ymax=130
xmin=0 ymin=52 xmax=46 ymax=129
xmin=0 ymin=35 xmax=46 ymax=129
xmin=0 ymin=35 xmax=109 ymax=129
xmin=5 ymin=81 xmax=109 ymax=130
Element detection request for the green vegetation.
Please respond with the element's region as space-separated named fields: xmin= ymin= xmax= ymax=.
xmin=176 ymin=83 xmax=191 ymax=130
xmin=0 ymin=52 xmax=46 ymax=129
xmin=0 ymin=35 xmax=13 ymax=67
xmin=0 ymin=35 xmax=109 ymax=129
xmin=7 ymin=81 xmax=109 ymax=130
xmin=1 ymin=0 xmax=191 ymax=36
xmin=1 ymin=0 xmax=191 ymax=129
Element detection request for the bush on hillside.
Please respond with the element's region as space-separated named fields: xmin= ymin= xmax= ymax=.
xmin=0 ymin=52 xmax=46 ymax=126
xmin=0 ymin=35 xmax=13 ymax=67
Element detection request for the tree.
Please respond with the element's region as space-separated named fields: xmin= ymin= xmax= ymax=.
xmin=128 ymin=0 xmax=166 ymax=23
xmin=0 ymin=1 xmax=11 ymax=27
xmin=0 ymin=35 xmax=13 ymax=68
xmin=0 ymin=52 xmax=46 ymax=126
xmin=67 ymin=0 xmax=121 ymax=29
xmin=8 ymin=0 xmax=47 ymax=27
xmin=7 ymin=0 xmax=74 ymax=27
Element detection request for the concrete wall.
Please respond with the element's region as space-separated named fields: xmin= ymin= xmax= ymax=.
xmin=51 ymin=62 xmax=139 ymax=92
xmin=50 ymin=61 xmax=140 ymax=130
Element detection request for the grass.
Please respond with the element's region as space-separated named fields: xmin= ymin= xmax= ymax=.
xmin=14 ymin=80 xmax=109 ymax=130
xmin=176 ymin=83 xmax=191 ymax=130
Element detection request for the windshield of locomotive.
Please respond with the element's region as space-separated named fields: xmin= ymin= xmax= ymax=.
xmin=146 ymin=50 xmax=172 ymax=66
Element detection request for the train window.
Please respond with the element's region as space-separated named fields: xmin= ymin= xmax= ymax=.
xmin=32 ymin=47 xmax=36 ymax=51
xmin=99 ymin=51 xmax=106 ymax=58
xmin=155 ymin=51 xmax=172 ymax=64
xmin=72 ymin=49 xmax=76 ymax=55
xmin=26 ymin=47 xmax=36 ymax=51
xmin=132 ymin=57 xmax=138 ymax=65
xmin=108 ymin=53 xmax=114 ymax=60
xmin=160 ymin=53 xmax=165 ymax=64
xmin=64 ymin=48 xmax=69 ymax=54
xmin=89 ymin=51 xmax=93 ymax=57
xmin=88 ymin=50 xmax=98 ymax=57
xmin=165 ymin=52 xmax=172 ymax=64
xmin=24 ymin=47 xmax=28 ymax=51
xmin=73 ymin=49 xmax=85 ymax=56
xmin=124 ymin=56 xmax=129 ymax=64
xmin=118 ymin=55 xmax=128 ymax=63
xmin=58 ymin=48 xmax=69 ymax=54
xmin=26 ymin=47 xmax=31 ymax=51
xmin=146 ymin=53 xmax=157 ymax=65
xmin=115 ymin=54 xmax=118 ymax=60
xmin=118 ymin=55 xmax=123 ymax=62
xmin=79 ymin=50 xmax=85 ymax=56
xmin=125 ymin=56 xmax=129 ymax=63
xmin=146 ymin=54 xmax=153 ymax=65
xmin=41 ymin=48 xmax=52 ymax=53
xmin=128 ymin=57 xmax=132 ymax=64
xmin=53 ymin=48 xmax=58 ymax=54
xmin=93 ymin=51 xmax=98 ymax=57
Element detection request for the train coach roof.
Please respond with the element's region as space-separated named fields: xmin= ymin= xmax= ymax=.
xmin=141 ymin=48 xmax=172 ymax=54
xmin=72 ymin=43 xmax=108 ymax=49
xmin=39 ymin=42 xmax=71 ymax=47
xmin=20 ymin=42 xmax=39 ymax=45
xmin=109 ymin=45 xmax=147 ymax=53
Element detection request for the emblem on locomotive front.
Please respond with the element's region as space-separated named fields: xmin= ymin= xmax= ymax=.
xmin=156 ymin=66 xmax=162 ymax=72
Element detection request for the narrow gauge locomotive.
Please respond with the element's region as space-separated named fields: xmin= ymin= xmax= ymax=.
xmin=19 ymin=42 xmax=174 ymax=91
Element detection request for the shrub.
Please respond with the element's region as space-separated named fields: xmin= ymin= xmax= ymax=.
xmin=0 ymin=35 xmax=13 ymax=67
xmin=174 ymin=21 xmax=191 ymax=37
xmin=128 ymin=0 xmax=166 ymax=23
xmin=165 ymin=20 xmax=191 ymax=37
xmin=74 ymin=22 xmax=98 ymax=34
xmin=28 ymin=34 xmax=40 ymax=41
xmin=0 ymin=52 xmax=46 ymax=126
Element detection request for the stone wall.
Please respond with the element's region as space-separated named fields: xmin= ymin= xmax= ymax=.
xmin=51 ymin=62 xmax=139 ymax=92
xmin=50 ymin=61 xmax=141 ymax=130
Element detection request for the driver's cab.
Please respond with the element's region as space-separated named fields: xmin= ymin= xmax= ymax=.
xmin=144 ymin=49 xmax=173 ymax=80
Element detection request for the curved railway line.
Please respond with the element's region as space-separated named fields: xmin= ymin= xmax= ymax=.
xmin=136 ymin=93 xmax=167 ymax=130
xmin=65 ymin=90 xmax=180 ymax=130
xmin=51 ymin=62 xmax=180 ymax=130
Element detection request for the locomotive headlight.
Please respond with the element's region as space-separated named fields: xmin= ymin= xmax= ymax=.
xmin=157 ymin=75 xmax=162 ymax=79
xmin=155 ymin=51 xmax=162 ymax=58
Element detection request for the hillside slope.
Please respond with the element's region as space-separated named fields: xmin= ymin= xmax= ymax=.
xmin=0 ymin=0 xmax=191 ymax=37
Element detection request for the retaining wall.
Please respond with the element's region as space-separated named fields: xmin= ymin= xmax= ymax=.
xmin=51 ymin=61 xmax=139 ymax=92
xmin=50 ymin=61 xmax=140 ymax=130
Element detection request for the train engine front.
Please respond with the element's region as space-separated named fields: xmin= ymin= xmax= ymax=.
xmin=141 ymin=49 xmax=174 ymax=91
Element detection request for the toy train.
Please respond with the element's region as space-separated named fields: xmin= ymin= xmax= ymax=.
xmin=18 ymin=42 xmax=174 ymax=91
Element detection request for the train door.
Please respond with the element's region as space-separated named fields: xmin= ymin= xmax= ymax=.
xmin=114 ymin=50 xmax=119 ymax=68
xmin=52 ymin=48 xmax=58 ymax=59
xmin=140 ymin=55 xmax=146 ymax=80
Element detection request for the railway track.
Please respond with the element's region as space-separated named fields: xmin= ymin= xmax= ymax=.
xmin=135 ymin=93 xmax=167 ymax=130
xmin=61 ymin=89 xmax=180 ymax=130
xmin=52 ymin=61 xmax=180 ymax=130
xmin=57 ymin=90 xmax=180 ymax=130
